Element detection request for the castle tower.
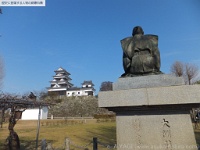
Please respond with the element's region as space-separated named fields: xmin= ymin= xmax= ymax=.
xmin=47 ymin=67 xmax=73 ymax=96
xmin=81 ymin=80 xmax=95 ymax=96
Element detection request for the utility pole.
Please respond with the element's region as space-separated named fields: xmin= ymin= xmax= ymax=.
xmin=36 ymin=106 xmax=41 ymax=150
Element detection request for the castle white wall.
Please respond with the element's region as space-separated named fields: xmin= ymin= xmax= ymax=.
xmin=67 ymin=89 xmax=94 ymax=97
xmin=21 ymin=107 xmax=48 ymax=120
xmin=67 ymin=90 xmax=85 ymax=97
xmin=82 ymin=85 xmax=92 ymax=88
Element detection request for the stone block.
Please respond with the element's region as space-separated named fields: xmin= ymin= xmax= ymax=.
xmin=98 ymin=85 xmax=200 ymax=108
xmin=147 ymin=85 xmax=200 ymax=105
xmin=98 ymin=88 xmax=148 ymax=107
xmin=116 ymin=114 xmax=197 ymax=150
xmin=113 ymin=74 xmax=184 ymax=91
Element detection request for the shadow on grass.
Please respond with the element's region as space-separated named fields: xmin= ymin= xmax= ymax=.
xmin=21 ymin=139 xmax=55 ymax=150
xmin=195 ymin=131 xmax=200 ymax=150
xmin=74 ymin=124 xmax=116 ymax=148
xmin=20 ymin=140 xmax=37 ymax=150
xmin=0 ymin=139 xmax=55 ymax=150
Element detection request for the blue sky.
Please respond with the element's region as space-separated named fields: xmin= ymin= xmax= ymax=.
xmin=0 ymin=0 xmax=200 ymax=94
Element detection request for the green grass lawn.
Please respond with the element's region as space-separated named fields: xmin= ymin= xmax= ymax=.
xmin=1 ymin=120 xmax=200 ymax=150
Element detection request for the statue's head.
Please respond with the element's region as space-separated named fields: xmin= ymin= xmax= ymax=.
xmin=132 ymin=26 xmax=144 ymax=36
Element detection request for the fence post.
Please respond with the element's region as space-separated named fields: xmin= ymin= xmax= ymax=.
xmin=65 ymin=138 xmax=70 ymax=150
xmin=93 ymin=137 xmax=98 ymax=150
xmin=36 ymin=106 xmax=41 ymax=150
xmin=47 ymin=143 xmax=53 ymax=150
xmin=41 ymin=139 xmax=46 ymax=150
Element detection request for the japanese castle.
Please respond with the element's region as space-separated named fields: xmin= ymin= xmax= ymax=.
xmin=47 ymin=67 xmax=95 ymax=96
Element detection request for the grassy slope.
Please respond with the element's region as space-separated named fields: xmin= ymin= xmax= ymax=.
xmin=0 ymin=120 xmax=116 ymax=150
xmin=1 ymin=120 xmax=200 ymax=150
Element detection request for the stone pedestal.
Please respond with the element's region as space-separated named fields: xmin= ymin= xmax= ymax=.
xmin=98 ymin=75 xmax=200 ymax=150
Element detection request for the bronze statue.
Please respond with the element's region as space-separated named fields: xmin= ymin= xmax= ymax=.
xmin=121 ymin=26 xmax=162 ymax=77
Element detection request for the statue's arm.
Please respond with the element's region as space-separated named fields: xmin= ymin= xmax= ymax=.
xmin=123 ymin=52 xmax=131 ymax=72
xmin=153 ymin=47 xmax=161 ymax=71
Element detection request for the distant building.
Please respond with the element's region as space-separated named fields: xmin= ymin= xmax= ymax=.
xmin=47 ymin=67 xmax=73 ymax=95
xmin=47 ymin=67 xmax=95 ymax=97
xmin=67 ymin=80 xmax=95 ymax=97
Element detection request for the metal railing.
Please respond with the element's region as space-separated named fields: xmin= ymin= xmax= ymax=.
xmin=41 ymin=137 xmax=116 ymax=150
xmin=47 ymin=116 xmax=94 ymax=120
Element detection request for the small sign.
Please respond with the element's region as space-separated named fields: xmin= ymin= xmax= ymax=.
xmin=0 ymin=0 xmax=45 ymax=6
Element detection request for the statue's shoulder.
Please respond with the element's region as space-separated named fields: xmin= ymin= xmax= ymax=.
xmin=120 ymin=37 xmax=132 ymax=44
xmin=120 ymin=37 xmax=133 ymax=51
xmin=144 ymin=34 xmax=158 ymax=41
xmin=144 ymin=34 xmax=158 ymax=46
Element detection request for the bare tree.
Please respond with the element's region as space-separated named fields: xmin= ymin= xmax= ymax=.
xmin=170 ymin=61 xmax=184 ymax=77
xmin=170 ymin=61 xmax=199 ymax=85
xmin=48 ymin=96 xmax=109 ymax=117
xmin=185 ymin=63 xmax=199 ymax=85
xmin=100 ymin=81 xmax=113 ymax=91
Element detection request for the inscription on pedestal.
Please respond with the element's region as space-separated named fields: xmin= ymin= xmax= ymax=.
xmin=162 ymin=118 xmax=172 ymax=150
xmin=133 ymin=119 xmax=141 ymax=147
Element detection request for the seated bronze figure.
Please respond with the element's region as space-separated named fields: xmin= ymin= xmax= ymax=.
xmin=121 ymin=26 xmax=162 ymax=77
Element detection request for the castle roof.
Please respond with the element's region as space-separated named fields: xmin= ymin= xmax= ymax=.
xmin=81 ymin=80 xmax=94 ymax=86
xmin=54 ymin=67 xmax=71 ymax=75
xmin=67 ymin=87 xmax=81 ymax=91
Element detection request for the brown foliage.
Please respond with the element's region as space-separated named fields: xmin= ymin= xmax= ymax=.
xmin=94 ymin=114 xmax=115 ymax=119
xmin=47 ymin=96 xmax=110 ymax=117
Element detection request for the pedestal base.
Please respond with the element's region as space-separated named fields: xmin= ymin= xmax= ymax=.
xmin=98 ymin=75 xmax=200 ymax=150
xmin=116 ymin=113 xmax=197 ymax=150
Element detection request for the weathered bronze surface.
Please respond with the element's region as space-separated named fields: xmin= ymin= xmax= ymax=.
xmin=121 ymin=26 xmax=162 ymax=77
